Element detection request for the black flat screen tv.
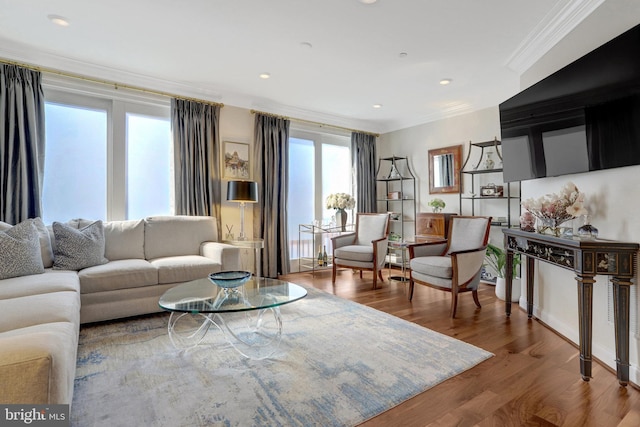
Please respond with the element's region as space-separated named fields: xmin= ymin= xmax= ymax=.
xmin=499 ymin=23 xmax=640 ymax=182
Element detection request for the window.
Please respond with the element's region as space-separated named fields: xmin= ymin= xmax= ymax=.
xmin=43 ymin=101 xmax=108 ymax=224
xmin=287 ymin=129 xmax=351 ymax=264
xmin=126 ymin=113 xmax=173 ymax=219
xmin=42 ymin=84 xmax=171 ymax=223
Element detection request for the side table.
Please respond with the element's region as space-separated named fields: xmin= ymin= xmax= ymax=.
xmin=223 ymin=239 xmax=265 ymax=278
xmin=388 ymin=240 xmax=410 ymax=283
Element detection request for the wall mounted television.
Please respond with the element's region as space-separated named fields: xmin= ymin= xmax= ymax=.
xmin=499 ymin=23 xmax=640 ymax=183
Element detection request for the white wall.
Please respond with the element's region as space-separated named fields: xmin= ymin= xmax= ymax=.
xmin=377 ymin=8 xmax=640 ymax=385
xmin=219 ymin=106 xmax=257 ymax=271
xmin=517 ymin=7 xmax=640 ymax=383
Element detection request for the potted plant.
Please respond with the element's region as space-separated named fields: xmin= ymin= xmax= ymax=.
xmin=428 ymin=198 xmax=446 ymax=213
xmin=485 ymin=243 xmax=521 ymax=302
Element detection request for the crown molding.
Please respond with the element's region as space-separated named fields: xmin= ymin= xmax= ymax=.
xmin=505 ymin=0 xmax=605 ymax=74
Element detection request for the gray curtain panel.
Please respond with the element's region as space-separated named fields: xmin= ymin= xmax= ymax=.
xmin=0 ymin=64 xmax=45 ymax=224
xmin=351 ymin=132 xmax=377 ymax=213
xmin=171 ymin=99 xmax=222 ymax=232
xmin=253 ymin=114 xmax=290 ymax=277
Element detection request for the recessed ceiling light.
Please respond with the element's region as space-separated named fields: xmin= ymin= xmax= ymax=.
xmin=439 ymin=78 xmax=452 ymax=85
xmin=359 ymin=0 xmax=378 ymax=4
xmin=373 ymin=104 xmax=383 ymax=109
xmin=398 ymin=52 xmax=408 ymax=58
xmin=259 ymin=73 xmax=271 ymax=79
xmin=47 ymin=14 xmax=70 ymax=27
xmin=300 ymin=42 xmax=313 ymax=49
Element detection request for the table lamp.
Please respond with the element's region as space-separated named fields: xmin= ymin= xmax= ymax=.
xmin=227 ymin=180 xmax=258 ymax=240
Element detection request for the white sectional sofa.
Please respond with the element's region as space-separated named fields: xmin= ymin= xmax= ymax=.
xmin=0 ymin=215 xmax=241 ymax=405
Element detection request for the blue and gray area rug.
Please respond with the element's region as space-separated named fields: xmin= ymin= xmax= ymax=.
xmin=72 ymin=287 xmax=492 ymax=426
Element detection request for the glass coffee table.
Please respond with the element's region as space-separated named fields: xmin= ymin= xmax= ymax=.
xmin=159 ymin=277 xmax=307 ymax=359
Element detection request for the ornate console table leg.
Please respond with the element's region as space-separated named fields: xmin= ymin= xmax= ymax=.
xmin=576 ymin=274 xmax=595 ymax=381
xmin=526 ymin=256 xmax=535 ymax=319
xmin=612 ymin=277 xmax=632 ymax=386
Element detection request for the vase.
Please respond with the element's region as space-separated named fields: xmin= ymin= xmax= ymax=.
xmin=495 ymin=277 xmax=521 ymax=302
xmin=536 ymin=217 xmax=571 ymax=237
xmin=577 ymin=215 xmax=599 ymax=239
xmin=336 ymin=209 xmax=348 ymax=232
xmin=431 ymin=206 xmax=442 ymax=213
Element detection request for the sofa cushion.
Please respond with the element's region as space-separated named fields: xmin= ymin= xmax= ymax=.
xmin=104 ymin=219 xmax=145 ymax=260
xmin=0 ymin=219 xmax=45 ymax=280
xmin=144 ymin=215 xmax=218 ymax=260
xmin=52 ymin=221 xmax=108 ymax=271
xmin=0 ymin=291 xmax=80 ymax=333
xmin=79 ymin=259 xmax=158 ymax=294
xmin=0 ymin=270 xmax=79 ymax=300
xmin=410 ymin=256 xmax=453 ymax=279
xmin=150 ymin=255 xmax=221 ymax=284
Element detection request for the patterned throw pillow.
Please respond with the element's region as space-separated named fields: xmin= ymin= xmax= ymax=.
xmin=52 ymin=220 xmax=108 ymax=271
xmin=0 ymin=220 xmax=45 ymax=280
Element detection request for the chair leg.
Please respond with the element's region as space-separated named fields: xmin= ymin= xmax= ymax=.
xmin=372 ymin=271 xmax=377 ymax=290
xmin=378 ymin=270 xmax=384 ymax=282
xmin=408 ymin=278 xmax=414 ymax=301
xmin=472 ymin=289 xmax=481 ymax=308
xmin=359 ymin=271 xmax=363 ymax=278
xmin=332 ymin=262 xmax=337 ymax=284
xmin=450 ymin=294 xmax=459 ymax=318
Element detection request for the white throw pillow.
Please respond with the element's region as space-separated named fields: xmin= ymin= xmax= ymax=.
xmin=0 ymin=220 xmax=45 ymax=279
xmin=52 ymin=220 xmax=108 ymax=271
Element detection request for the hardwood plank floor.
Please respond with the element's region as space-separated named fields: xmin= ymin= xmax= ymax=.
xmin=279 ymin=268 xmax=640 ymax=427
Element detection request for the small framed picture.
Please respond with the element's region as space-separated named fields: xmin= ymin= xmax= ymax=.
xmin=223 ymin=141 xmax=250 ymax=179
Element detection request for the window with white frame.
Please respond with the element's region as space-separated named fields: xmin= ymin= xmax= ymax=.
xmin=42 ymin=83 xmax=172 ymax=223
xmin=287 ymin=128 xmax=351 ymax=264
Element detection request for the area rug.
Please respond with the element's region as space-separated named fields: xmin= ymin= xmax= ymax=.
xmin=72 ymin=287 xmax=492 ymax=426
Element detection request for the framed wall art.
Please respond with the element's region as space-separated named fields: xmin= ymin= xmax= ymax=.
xmin=223 ymin=141 xmax=250 ymax=179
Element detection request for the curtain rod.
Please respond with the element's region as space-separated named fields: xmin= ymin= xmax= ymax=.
xmin=250 ymin=109 xmax=379 ymax=137
xmin=0 ymin=58 xmax=224 ymax=108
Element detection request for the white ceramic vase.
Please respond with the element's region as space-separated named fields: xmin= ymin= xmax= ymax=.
xmin=495 ymin=277 xmax=521 ymax=302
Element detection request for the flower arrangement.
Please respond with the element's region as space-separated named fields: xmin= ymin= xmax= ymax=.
xmin=428 ymin=198 xmax=446 ymax=212
xmin=521 ymin=182 xmax=588 ymax=236
xmin=325 ymin=193 xmax=356 ymax=210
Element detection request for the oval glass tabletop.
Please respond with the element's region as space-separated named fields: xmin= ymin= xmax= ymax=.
xmin=159 ymin=277 xmax=307 ymax=314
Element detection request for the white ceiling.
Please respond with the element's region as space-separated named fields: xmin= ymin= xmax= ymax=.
xmin=0 ymin=0 xmax=635 ymax=134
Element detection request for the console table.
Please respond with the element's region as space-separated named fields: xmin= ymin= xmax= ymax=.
xmin=503 ymin=229 xmax=638 ymax=386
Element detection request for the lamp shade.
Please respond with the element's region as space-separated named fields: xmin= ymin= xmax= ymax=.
xmin=227 ymin=181 xmax=258 ymax=203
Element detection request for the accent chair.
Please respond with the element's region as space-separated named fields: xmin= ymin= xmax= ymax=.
xmin=331 ymin=213 xmax=390 ymax=289
xmin=407 ymin=215 xmax=492 ymax=318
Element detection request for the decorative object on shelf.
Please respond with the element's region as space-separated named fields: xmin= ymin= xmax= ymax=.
xmin=484 ymin=150 xmax=495 ymax=169
xmin=485 ymin=243 xmax=521 ymax=302
xmin=387 ymin=212 xmax=401 ymax=220
xmin=326 ymin=192 xmax=355 ymax=232
xmin=479 ymin=183 xmax=503 ymax=197
xmin=577 ymin=214 xmax=599 ymax=239
xmin=387 ymin=191 xmax=401 ymax=200
xmin=227 ymin=180 xmax=259 ymax=240
xmin=519 ymin=211 xmax=535 ymax=232
xmin=521 ymin=182 xmax=587 ymax=237
xmin=428 ymin=198 xmax=445 ymax=213
xmin=388 ymin=232 xmax=402 ymax=242
xmin=387 ymin=163 xmax=401 ymax=179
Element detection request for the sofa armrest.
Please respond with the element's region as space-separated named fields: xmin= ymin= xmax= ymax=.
xmin=201 ymin=242 xmax=242 ymax=271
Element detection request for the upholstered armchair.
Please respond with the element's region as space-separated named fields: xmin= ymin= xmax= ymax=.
xmin=407 ymin=216 xmax=491 ymax=318
xmin=331 ymin=213 xmax=390 ymax=289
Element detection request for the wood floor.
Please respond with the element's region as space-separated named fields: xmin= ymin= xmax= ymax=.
xmin=278 ymin=268 xmax=640 ymax=427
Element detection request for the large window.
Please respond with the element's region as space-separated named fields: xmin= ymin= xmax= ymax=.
xmin=126 ymin=113 xmax=173 ymax=219
xmin=287 ymin=129 xmax=351 ymax=263
xmin=42 ymin=85 xmax=171 ymax=223
xmin=43 ymin=102 xmax=108 ymax=224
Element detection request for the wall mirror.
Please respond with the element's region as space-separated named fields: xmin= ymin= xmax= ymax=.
xmin=428 ymin=144 xmax=462 ymax=194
